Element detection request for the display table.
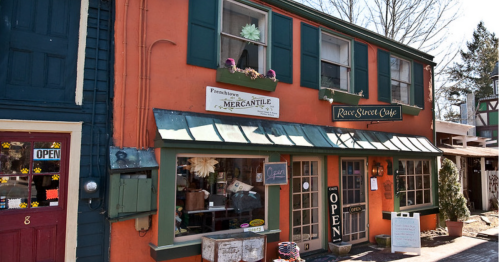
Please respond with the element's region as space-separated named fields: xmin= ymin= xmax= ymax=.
xmin=202 ymin=232 xmax=266 ymax=262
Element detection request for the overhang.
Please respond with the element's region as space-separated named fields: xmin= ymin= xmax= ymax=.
xmin=439 ymin=144 xmax=499 ymax=157
xmin=153 ymin=109 xmax=441 ymax=156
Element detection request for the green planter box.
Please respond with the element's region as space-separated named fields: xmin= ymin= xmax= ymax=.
xmin=318 ymin=88 xmax=362 ymax=105
xmin=216 ymin=68 xmax=278 ymax=92
xmin=400 ymin=104 xmax=422 ymax=116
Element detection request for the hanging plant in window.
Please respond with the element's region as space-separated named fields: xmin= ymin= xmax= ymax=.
xmin=187 ymin=157 xmax=218 ymax=178
xmin=240 ymin=24 xmax=260 ymax=41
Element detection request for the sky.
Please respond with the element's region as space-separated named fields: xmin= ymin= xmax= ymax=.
xmin=445 ymin=0 xmax=499 ymax=57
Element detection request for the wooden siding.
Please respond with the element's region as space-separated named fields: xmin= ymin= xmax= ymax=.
xmin=0 ymin=0 xmax=114 ymax=261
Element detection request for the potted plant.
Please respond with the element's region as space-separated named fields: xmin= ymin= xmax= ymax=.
xmin=216 ymin=58 xmax=278 ymax=92
xmin=438 ymin=158 xmax=470 ymax=237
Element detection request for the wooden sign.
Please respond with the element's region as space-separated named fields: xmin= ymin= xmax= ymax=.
xmin=328 ymin=186 xmax=342 ymax=243
xmin=263 ymin=162 xmax=288 ymax=185
xmin=391 ymin=212 xmax=421 ymax=255
xmin=332 ymin=105 xmax=402 ymax=121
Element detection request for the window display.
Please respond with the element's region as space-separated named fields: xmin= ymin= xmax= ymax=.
xmin=175 ymin=156 xmax=266 ymax=237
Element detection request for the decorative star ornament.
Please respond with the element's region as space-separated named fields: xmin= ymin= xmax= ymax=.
xmin=240 ymin=24 xmax=260 ymax=41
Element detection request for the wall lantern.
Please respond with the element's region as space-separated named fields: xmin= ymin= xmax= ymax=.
xmin=371 ymin=162 xmax=384 ymax=177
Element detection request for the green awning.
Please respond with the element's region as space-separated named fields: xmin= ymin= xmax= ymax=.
xmin=153 ymin=109 xmax=442 ymax=156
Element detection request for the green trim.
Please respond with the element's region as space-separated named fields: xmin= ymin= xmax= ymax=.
xmin=319 ymin=88 xmax=362 ymax=105
xmin=268 ymin=153 xmax=281 ymax=230
xmin=399 ymin=103 xmax=422 ymax=116
xmin=262 ymin=0 xmax=435 ymax=66
xmin=322 ymin=156 xmax=328 ymax=248
xmin=382 ymin=207 xmax=439 ymax=220
xmin=216 ymin=68 xmax=278 ymax=91
xmin=289 ymin=155 xmax=293 ymax=242
xmin=157 ymin=148 xmax=177 ymax=246
xmin=432 ymin=157 xmax=439 ymax=207
xmin=156 ymin=141 xmax=442 ymax=158
xmin=393 ymin=156 xmax=400 ymax=212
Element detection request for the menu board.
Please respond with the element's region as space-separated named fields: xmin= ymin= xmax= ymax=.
xmin=391 ymin=212 xmax=421 ymax=255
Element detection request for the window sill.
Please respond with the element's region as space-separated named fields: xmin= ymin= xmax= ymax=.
xmin=319 ymin=88 xmax=362 ymax=105
xmin=397 ymin=103 xmax=422 ymax=116
xmin=216 ymin=68 xmax=278 ymax=92
xmin=382 ymin=206 xmax=439 ymax=220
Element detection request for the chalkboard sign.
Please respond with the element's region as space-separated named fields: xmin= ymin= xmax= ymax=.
xmin=263 ymin=162 xmax=288 ymax=185
xmin=391 ymin=212 xmax=421 ymax=255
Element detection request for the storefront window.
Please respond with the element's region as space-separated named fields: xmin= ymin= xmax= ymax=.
xmin=175 ymin=156 xmax=266 ymax=238
xmin=398 ymin=159 xmax=431 ymax=209
xmin=0 ymin=140 xmax=61 ymax=211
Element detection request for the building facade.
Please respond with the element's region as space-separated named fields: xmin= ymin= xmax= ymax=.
xmin=0 ymin=1 xmax=114 ymax=261
xmin=109 ymin=0 xmax=441 ymax=261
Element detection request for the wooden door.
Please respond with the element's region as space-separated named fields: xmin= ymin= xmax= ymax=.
xmin=291 ymin=158 xmax=323 ymax=252
xmin=341 ymin=159 xmax=368 ymax=244
xmin=0 ymin=132 xmax=69 ymax=262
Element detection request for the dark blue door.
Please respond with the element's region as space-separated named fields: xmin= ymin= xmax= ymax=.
xmin=0 ymin=0 xmax=80 ymax=104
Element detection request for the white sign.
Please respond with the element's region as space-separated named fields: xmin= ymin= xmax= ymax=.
xmin=206 ymin=86 xmax=279 ymax=118
xmin=243 ymin=226 xmax=264 ymax=233
xmin=391 ymin=212 xmax=421 ymax=255
xmin=33 ymin=149 xmax=61 ymax=160
xmin=370 ymin=177 xmax=378 ymax=191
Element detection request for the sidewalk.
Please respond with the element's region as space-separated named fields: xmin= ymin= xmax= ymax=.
xmin=305 ymin=228 xmax=498 ymax=262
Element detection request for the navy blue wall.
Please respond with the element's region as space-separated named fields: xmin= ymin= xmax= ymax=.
xmin=0 ymin=0 xmax=113 ymax=261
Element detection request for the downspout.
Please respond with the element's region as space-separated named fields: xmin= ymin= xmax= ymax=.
xmin=143 ymin=39 xmax=177 ymax=148
xmin=137 ymin=0 xmax=146 ymax=148
xmin=120 ymin=0 xmax=130 ymax=148
xmin=432 ymin=65 xmax=436 ymax=144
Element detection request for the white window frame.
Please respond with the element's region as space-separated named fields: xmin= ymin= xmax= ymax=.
xmin=220 ymin=0 xmax=268 ymax=73
xmin=320 ymin=32 xmax=351 ymax=92
xmin=390 ymin=56 xmax=412 ymax=105
xmin=173 ymin=153 xmax=269 ymax=243
xmin=398 ymin=159 xmax=433 ymax=210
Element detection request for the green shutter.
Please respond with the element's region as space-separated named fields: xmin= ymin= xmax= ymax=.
xmin=377 ymin=49 xmax=391 ymax=102
xmin=187 ymin=0 xmax=218 ymax=69
xmin=300 ymin=22 xmax=319 ymax=89
xmin=354 ymin=41 xmax=368 ymax=98
xmin=271 ymin=12 xmax=293 ymax=83
xmin=414 ymin=62 xmax=424 ymax=109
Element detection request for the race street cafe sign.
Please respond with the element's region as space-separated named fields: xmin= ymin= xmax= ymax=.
xmin=206 ymin=86 xmax=279 ymax=118
xmin=332 ymin=105 xmax=402 ymax=121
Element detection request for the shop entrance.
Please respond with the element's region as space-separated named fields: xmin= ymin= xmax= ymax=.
xmin=0 ymin=132 xmax=68 ymax=261
xmin=341 ymin=159 xmax=368 ymax=244
xmin=291 ymin=157 xmax=323 ymax=252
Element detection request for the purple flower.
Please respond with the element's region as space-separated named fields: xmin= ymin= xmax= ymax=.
xmin=225 ymin=58 xmax=235 ymax=68
xmin=266 ymin=69 xmax=276 ymax=78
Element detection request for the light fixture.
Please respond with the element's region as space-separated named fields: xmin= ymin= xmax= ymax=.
xmin=323 ymin=95 xmax=334 ymax=104
xmin=372 ymin=162 xmax=384 ymax=177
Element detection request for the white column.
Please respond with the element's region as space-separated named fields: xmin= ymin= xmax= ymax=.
xmin=481 ymin=157 xmax=489 ymax=211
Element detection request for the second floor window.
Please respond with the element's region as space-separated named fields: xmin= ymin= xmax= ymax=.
xmin=321 ymin=33 xmax=350 ymax=91
xmin=221 ymin=0 xmax=267 ymax=73
xmin=391 ymin=57 xmax=411 ymax=104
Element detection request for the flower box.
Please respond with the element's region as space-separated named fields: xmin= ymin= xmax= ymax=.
xmin=216 ymin=68 xmax=278 ymax=92
xmin=399 ymin=104 xmax=422 ymax=116
xmin=318 ymin=88 xmax=362 ymax=105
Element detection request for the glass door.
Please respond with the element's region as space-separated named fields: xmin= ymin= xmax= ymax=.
xmin=291 ymin=158 xmax=322 ymax=252
xmin=341 ymin=159 xmax=367 ymax=244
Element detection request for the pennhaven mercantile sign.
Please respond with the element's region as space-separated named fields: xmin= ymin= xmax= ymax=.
xmin=206 ymin=86 xmax=279 ymax=118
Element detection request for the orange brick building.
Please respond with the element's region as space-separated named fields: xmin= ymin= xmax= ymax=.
xmin=109 ymin=0 xmax=441 ymax=261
